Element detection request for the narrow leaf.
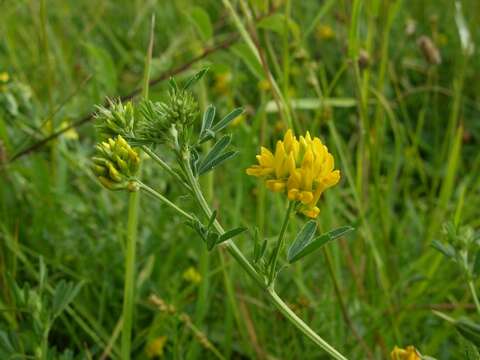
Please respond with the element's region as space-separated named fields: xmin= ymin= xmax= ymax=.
xmin=200 ymin=105 xmax=216 ymax=138
xmin=198 ymin=135 xmax=231 ymax=172
xmin=207 ymin=232 xmax=219 ymax=250
xmin=286 ymin=221 xmax=317 ymax=263
xmin=184 ymin=68 xmax=209 ymax=90
xmin=198 ymin=151 xmax=238 ymax=175
xmin=217 ymin=227 xmax=247 ymax=245
xmin=253 ymin=227 xmax=261 ymax=262
xmin=230 ymin=43 xmax=264 ymax=80
xmin=254 ymin=228 xmax=268 ymax=264
xmin=188 ymin=7 xmax=213 ymax=41
xmin=189 ymin=148 xmax=200 ymax=176
xmin=259 ymin=240 xmax=267 ymax=262
xmin=168 ymin=77 xmax=178 ymax=92
xmin=52 ymin=281 xmax=83 ymax=319
xmin=431 ymin=240 xmax=456 ymax=259
xmin=212 ymin=107 xmax=244 ymax=133
xmin=456 ymin=318 xmax=480 ymax=348
xmin=288 ymin=225 xmax=354 ymax=263
xmin=207 ymin=210 xmax=217 ymax=232
xmin=199 ymin=129 xmax=215 ymax=144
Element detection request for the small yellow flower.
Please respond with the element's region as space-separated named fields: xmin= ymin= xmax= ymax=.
xmin=145 ymin=336 xmax=167 ymax=358
xmin=231 ymin=113 xmax=245 ymax=127
xmin=213 ymin=71 xmax=232 ymax=95
xmin=390 ymin=345 xmax=421 ymax=360
xmin=0 ymin=72 xmax=9 ymax=82
xmin=246 ymin=129 xmax=340 ymax=218
xmin=257 ymin=79 xmax=271 ymax=92
xmin=316 ymin=25 xmax=335 ymax=41
xmin=182 ymin=266 xmax=202 ymax=285
xmin=60 ymin=120 xmax=79 ymax=140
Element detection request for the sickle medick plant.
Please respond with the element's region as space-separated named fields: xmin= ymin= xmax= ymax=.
xmin=92 ymin=69 xmax=352 ymax=360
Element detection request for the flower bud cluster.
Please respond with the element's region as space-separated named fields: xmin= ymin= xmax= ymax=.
xmin=95 ymin=100 xmax=135 ymax=139
xmin=92 ymin=135 xmax=140 ymax=191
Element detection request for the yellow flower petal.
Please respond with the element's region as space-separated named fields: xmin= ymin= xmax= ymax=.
xmin=302 ymin=206 xmax=320 ymax=218
xmin=246 ymin=129 xmax=340 ymax=218
xmin=266 ymin=180 xmax=286 ymax=192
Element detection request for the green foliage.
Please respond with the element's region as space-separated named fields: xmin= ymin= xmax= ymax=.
xmin=287 ymin=223 xmax=354 ymax=263
xmin=1 ymin=0 xmax=480 ymax=358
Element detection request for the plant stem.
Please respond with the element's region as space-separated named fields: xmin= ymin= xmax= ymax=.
xmin=268 ymin=201 xmax=294 ymax=285
xmin=120 ymin=16 xmax=154 ymax=359
xmin=41 ymin=327 xmax=50 ymax=360
xmin=137 ymin=181 xmax=193 ymax=221
xmin=121 ymin=190 xmax=139 ymax=360
xmin=181 ymin=153 xmax=347 ymax=359
xmin=141 ymin=145 xmax=192 ymax=191
xmin=268 ymin=288 xmax=348 ymax=360
xmin=468 ymin=280 xmax=480 ymax=316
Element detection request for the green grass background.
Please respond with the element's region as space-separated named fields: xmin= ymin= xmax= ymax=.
xmin=1 ymin=0 xmax=480 ymax=358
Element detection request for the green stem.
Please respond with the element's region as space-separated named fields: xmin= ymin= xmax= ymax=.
xmin=41 ymin=327 xmax=50 ymax=360
xmin=141 ymin=146 xmax=192 ymax=192
xmin=268 ymin=288 xmax=348 ymax=360
xmin=268 ymin=201 xmax=294 ymax=285
xmin=181 ymin=153 xmax=347 ymax=360
xmin=137 ymin=181 xmax=193 ymax=221
xmin=119 ymin=15 xmax=155 ymax=358
xmin=468 ymin=280 xmax=480 ymax=316
xmin=121 ymin=190 xmax=140 ymax=360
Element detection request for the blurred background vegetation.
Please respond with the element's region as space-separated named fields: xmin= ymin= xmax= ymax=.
xmin=1 ymin=0 xmax=479 ymax=358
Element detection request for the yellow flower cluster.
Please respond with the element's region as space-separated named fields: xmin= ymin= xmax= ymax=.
xmin=182 ymin=266 xmax=202 ymax=285
xmin=92 ymin=135 xmax=140 ymax=191
xmin=246 ymin=129 xmax=340 ymax=218
xmin=316 ymin=24 xmax=335 ymax=40
xmin=0 ymin=72 xmax=9 ymax=82
xmin=390 ymin=346 xmax=421 ymax=360
xmin=145 ymin=336 xmax=167 ymax=358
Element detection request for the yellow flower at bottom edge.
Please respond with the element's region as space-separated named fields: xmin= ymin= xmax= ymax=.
xmin=390 ymin=345 xmax=421 ymax=360
xmin=146 ymin=336 xmax=167 ymax=358
xmin=246 ymin=129 xmax=340 ymax=218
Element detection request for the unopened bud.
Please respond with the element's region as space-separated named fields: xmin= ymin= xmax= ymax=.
xmin=418 ymin=36 xmax=441 ymax=65
xmin=95 ymin=100 xmax=135 ymax=139
xmin=358 ymin=49 xmax=370 ymax=69
xmin=92 ymin=135 xmax=140 ymax=191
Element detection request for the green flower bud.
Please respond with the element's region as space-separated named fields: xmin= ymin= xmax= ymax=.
xmin=135 ymin=86 xmax=199 ymax=146
xmin=161 ymin=88 xmax=198 ymax=127
xmin=92 ymin=135 xmax=140 ymax=191
xmin=135 ymin=99 xmax=170 ymax=145
xmin=95 ymin=99 xmax=135 ymax=139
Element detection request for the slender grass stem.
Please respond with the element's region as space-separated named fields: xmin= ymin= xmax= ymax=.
xmin=121 ymin=190 xmax=139 ymax=360
xmin=223 ymin=0 xmax=292 ymax=128
xmin=268 ymin=201 xmax=294 ymax=285
xmin=41 ymin=327 xmax=50 ymax=360
xmin=468 ymin=280 xmax=480 ymax=316
xmin=120 ymin=16 xmax=155 ymax=359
